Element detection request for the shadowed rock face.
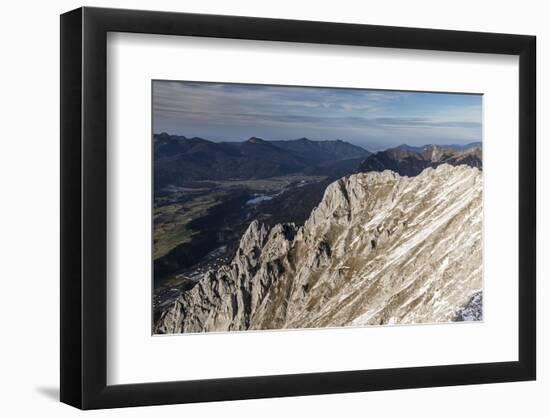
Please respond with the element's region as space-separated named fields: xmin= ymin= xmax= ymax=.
xmin=454 ymin=291 xmax=483 ymax=321
xmin=155 ymin=164 xmax=482 ymax=334
xmin=357 ymin=144 xmax=482 ymax=177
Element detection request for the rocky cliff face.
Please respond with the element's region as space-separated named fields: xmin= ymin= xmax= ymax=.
xmin=155 ymin=164 xmax=482 ymax=334
xmin=357 ymin=144 xmax=482 ymax=176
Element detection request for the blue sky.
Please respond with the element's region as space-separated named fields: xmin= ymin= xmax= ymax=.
xmin=153 ymin=80 xmax=482 ymax=151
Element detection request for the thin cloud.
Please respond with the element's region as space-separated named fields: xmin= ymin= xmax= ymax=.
xmin=152 ymin=80 xmax=482 ymax=149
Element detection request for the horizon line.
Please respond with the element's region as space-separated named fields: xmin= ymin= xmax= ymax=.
xmin=153 ymin=131 xmax=481 ymax=149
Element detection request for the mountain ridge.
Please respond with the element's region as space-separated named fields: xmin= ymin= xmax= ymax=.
xmin=154 ymin=133 xmax=371 ymax=187
xmin=155 ymin=164 xmax=482 ymax=333
xmin=358 ymin=143 xmax=482 ymax=177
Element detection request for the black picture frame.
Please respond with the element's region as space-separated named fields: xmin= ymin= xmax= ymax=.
xmin=60 ymin=6 xmax=536 ymax=410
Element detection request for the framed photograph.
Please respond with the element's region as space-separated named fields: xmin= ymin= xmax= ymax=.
xmin=60 ymin=7 xmax=536 ymax=409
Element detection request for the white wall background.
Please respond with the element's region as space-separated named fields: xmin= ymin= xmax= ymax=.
xmin=0 ymin=0 xmax=545 ymax=415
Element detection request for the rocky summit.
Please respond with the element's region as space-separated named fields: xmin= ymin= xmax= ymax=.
xmin=155 ymin=164 xmax=482 ymax=334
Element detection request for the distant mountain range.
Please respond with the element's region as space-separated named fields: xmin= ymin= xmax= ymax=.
xmin=396 ymin=142 xmax=481 ymax=152
xmin=154 ymin=133 xmax=482 ymax=187
xmin=357 ymin=143 xmax=482 ymax=177
xmin=154 ymin=133 xmax=371 ymax=187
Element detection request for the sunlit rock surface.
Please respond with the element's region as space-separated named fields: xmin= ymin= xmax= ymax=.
xmin=155 ymin=164 xmax=482 ymax=334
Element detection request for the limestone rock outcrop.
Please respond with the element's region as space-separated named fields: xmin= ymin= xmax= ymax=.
xmin=155 ymin=164 xmax=482 ymax=333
